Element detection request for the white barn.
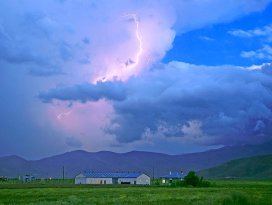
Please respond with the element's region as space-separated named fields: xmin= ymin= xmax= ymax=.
xmin=75 ymin=172 xmax=150 ymax=185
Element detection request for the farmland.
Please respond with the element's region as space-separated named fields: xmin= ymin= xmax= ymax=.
xmin=0 ymin=180 xmax=271 ymax=205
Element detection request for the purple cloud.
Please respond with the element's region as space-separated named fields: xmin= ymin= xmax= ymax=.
xmin=39 ymin=62 xmax=272 ymax=146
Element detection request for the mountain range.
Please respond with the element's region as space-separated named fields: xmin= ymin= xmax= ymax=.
xmin=1 ymin=141 xmax=272 ymax=178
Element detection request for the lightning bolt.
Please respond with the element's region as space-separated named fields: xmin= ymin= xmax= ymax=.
xmin=57 ymin=110 xmax=72 ymax=120
xmin=123 ymin=13 xmax=143 ymax=69
xmin=93 ymin=14 xmax=144 ymax=83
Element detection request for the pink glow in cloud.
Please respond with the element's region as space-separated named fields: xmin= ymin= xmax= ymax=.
xmin=90 ymin=9 xmax=175 ymax=82
xmin=10 ymin=0 xmax=268 ymax=157
xmin=48 ymin=100 xmax=116 ymax=151
xmin=45 ymin=0 xmax=270 ymax=153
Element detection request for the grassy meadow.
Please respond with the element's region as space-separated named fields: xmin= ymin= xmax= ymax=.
xmin=0 ymin=180 xmax=271 ymax=205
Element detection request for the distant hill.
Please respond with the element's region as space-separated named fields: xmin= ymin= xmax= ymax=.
xmin=198 ymin=155 xmax=272 ymax=179
xmin=1 ymin=141 xmax=272 ymax=178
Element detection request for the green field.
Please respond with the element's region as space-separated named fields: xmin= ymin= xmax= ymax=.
xmin=0 ymin=181 xmax=271 ymax=205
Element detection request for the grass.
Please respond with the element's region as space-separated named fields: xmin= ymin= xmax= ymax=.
xmin=0 ymin=180 xmax=271 ymax=205
xmin=0 ymin=179 xmax=74 ymax=185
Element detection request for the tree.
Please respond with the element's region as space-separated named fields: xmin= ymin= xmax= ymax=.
xmin=184 ymin=171 xmax=200 ymax=187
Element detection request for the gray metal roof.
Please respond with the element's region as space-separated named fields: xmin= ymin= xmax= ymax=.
xmin=81 ymin=172 xmax=145 ymax=178
xmin=160 ymin=171 xmax=183 ymax=179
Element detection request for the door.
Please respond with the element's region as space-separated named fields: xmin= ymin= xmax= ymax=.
xmin=112 ymin=178 xmax=118 ymax=184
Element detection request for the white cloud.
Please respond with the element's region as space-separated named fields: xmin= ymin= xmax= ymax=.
xmin=199 ymin=36 xmax=215 ymax=41
xmin=241 ymin=45 xmax=272 ymax=60
xmin=229 ymin=24 xmax=272 ymax=41
xmin=246 ymin=62 xmax=271 ymax=70
xmin=230 ymin=24 xmax=272 ymax=60
xmin=174 ymin=0 xmax=272 ymax=34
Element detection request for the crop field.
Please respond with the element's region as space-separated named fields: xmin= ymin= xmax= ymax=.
xmin=0 ymin=180 xmax=271 ymax=205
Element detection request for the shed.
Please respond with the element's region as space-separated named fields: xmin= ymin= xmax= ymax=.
xmin=160 ymin=171 xmax=183 ymax=184
xmin=75 ymin=172 xmax=150 ymax=185
xmin=19 ymin=175 xmax=35 ymax=183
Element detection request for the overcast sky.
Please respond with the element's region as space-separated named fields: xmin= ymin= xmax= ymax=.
xmin=1 ymin=0 xmax=272 ymax=159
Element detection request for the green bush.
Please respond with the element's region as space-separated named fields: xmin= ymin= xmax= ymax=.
xmin=184 ymin=171 xmax=211 ymax=187
xmin=222 ymin=191 xmax=249 ymax=205
xmin=198 ymin=180 xmax=211 ymax=187
xmin=184 ymin=171 xmax=200 ymax=187
xmin=170 ymin=179 xmax=186 ymax=187
xmin=198 ymin=176 xmax=211 ymax=187
xmin=153 ymin=179 xmax=160 ymax=186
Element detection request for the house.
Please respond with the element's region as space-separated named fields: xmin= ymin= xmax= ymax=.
xmin=160 ymin=171 xmax=183 ymax=184
xmin=19 ymin=175 xmax=35 ymax=183
xmin=75 ymin=172 xmax=150 ymax=185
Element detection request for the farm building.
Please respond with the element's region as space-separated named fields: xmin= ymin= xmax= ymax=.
xmin=75 ymin=172 xmax=150 ymax=185
xmin=160 ymin=171 xmax=184 ymax=184
xmin=19 ymin=175 xmax=35 ymax=183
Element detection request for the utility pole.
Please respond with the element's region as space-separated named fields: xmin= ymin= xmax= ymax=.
xmin=62 ymin=166 xmax=65 ymax=182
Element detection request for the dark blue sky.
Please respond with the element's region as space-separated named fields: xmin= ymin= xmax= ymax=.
xmin=1 ymin=0 xmax=272 ymax=159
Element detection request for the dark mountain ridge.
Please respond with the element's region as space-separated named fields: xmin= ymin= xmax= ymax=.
xmin=1 ymin=141 xmax=272 ymax=178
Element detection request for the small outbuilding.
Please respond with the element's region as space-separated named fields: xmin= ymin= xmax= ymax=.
xmin=160 ymin=171 xmax=183 ymax=184
xmin=19 ymin=175 xmax=35 ymax=183
xmin=75 ymin=172 xmax=150 ymax=185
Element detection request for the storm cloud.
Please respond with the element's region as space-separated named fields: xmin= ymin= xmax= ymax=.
xmin=1 ymin=0 xmax=272 ymax=158
xmin=39 ymin=62 xmax=272 ymax=146
xmin=39 ymin=80 xmax=126 ymax=103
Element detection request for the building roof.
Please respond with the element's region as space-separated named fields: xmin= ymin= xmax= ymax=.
xmin=80 ymin=172 xmax=145 ymax=178
xmin=160 ymin=171 xmax=183 ymax=179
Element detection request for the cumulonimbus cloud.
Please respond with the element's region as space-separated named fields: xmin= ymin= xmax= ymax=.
xmin=1 ymin=0 xmax=272 ymax=157
xmin=1 ymin=0 xmax=271 ymax=81
xmin=39 ymin=62 xmax=272 ymax=146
